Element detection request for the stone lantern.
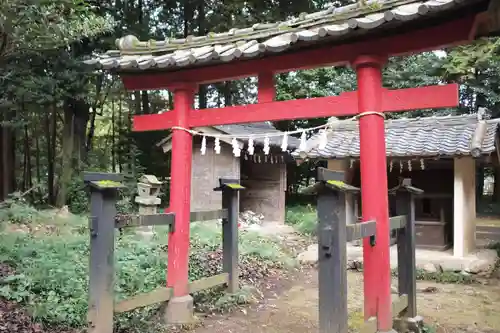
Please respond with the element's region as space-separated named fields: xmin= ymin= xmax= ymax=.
xmin=135 ymin=175 xmax=163 ymax=238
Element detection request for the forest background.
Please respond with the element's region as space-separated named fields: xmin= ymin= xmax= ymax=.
xmin=1 ymin=0 xmax=499 ymax=213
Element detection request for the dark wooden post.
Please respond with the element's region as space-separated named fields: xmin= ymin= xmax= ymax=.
xmin=310 ymin=167 xmax=360 ymax=333
xmin=394 ymin=179 xmax=423 ymax=318
xmin=84 ymin=172 xmax=124 ymax=333
xmin=215 ymin=178 xmax=245 ymax=293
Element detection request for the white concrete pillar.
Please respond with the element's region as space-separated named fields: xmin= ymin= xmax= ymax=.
xmin=453 ymin=157 xmax=476 ymax=257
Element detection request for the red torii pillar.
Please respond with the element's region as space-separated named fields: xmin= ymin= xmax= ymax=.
xmin=163 ymin=84 xmax=203 ymax=323
xmin=132 ymin=59 xmax=458 ymax=329
xmin=354 ymin=55 xmax=392 ymax=330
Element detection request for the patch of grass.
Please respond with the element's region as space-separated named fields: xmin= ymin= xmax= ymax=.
xmin=390 ymin=268 xmax=477 ymax=284
xmin=0 ymin=202 xmax=54 ymax=225
xmin=0 ymin=202 xmax=88 ymax=235
xmin=348 ymin=310 xmax=365 ymax=331
xmin=422 ymin=323 xmax=437 ymax=333
xmin=416 ymin=270 xmax=477 ymax=284
xmin=0 ymin=207 xmax=296 ymax=331
xmin=285 ymin=205 xmax=317 ymax=235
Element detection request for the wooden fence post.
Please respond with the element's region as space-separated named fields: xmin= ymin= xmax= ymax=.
xmin=215 ymin=178 xmax=245 ymax=293
xmin=84 ymin=172 xmax=124 ymax=333
xmin=303 ymin=168 xmax=378 ymax=333
xmin=395 ymin=179 xmax=423 ymax=319
xmin=315 ymin=167 xmax=360 ymax=333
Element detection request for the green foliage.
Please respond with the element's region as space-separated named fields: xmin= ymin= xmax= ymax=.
xmin=286 ymin=205 xmax=318 ymax=235
xmin=390 ymin=268 xmax=477 ymax=284
xmin=416 ymin=270 xmax=477 ymax=284
xmin=0 ymin=202 xmax=51 ymax=225
xmin=422 ymin=323 xmax=437 ymax=333
xmin=66 ymin=176 xmax=90 ymax=214
xmin=0 ymin=233 xmax=90 ymax=326
xmin=0 ymin=211 xmax=294 ymax=329
xmin=0 ymin=0 xmax=115 ymax=59
xmin=212 ymin=285 xmax=256 ymax=312
xmin=444 ymin=39 xmax=500 ymax=77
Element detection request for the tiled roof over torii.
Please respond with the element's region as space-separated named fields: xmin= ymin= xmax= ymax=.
xmin=86 ymin=0 xmax=494 ymax=73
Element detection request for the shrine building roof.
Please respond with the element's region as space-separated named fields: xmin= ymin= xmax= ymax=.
xmin=85 ymin=0 xmax=490 ymax=73
xmin=296 ymin=115 xmax=500 ymax=160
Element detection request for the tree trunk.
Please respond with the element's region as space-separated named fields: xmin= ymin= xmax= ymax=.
xmin=141 ymin=91 xmax=150 ymax=114
xmin=57 ymin=101 xmax=75 ymax=208
xmin=223 ymin=81 xmax=232 ymax=106
xmin=111 ymin=97 xmax=116 ymax=172
xmin=184 ymin=0 xmax=193 ymax=37
xmin=56 ymin=98 xmax=89 ymax=207
xmin=46 ymin=103 xmax=56 ymax=205
xmin=167 ymin=91 xmax=174 ymax=110
xmin=0 ymin=122 xmax=7 ymax=200
xmin=22 ymin=125 xmax=28 ymax=191
xmin=35 ymin=119 xmax=41 ymax=185
xmin=86 ymin=108 xmax=97 ymax=155
xmin=117 ymin=94 xmax=123 ymax=173
xmin=0 ymin=109 xmax=14 ymax=201
xmin=73 ymin=99 xmax=90 ymax=165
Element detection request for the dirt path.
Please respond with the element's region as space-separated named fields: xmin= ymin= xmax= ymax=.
xmin=191 ymin=269 xmax=500 ymax=333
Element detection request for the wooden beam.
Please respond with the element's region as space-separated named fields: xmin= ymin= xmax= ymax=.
xmin=392 ymin=294 xmax=409 ymax=316
xmin=132 ymin=84 xmax=458 ymax=131
xmin=346 ymin=220 xmax=376 ymax=242
xmin=382 ymin=85 xmax=459 ymax=112
xmin=188 ymin=273 xmax=229 ymax=294
xmin=120 ymin=16 xmax=475 ymax=90
xmin=115 ymin=213 xmax=176 ymax=228
xmin=190 ymin=209 xmax=228 ymax=222
xmin=134 ymin=111 xmax=176 ymax=132
xmin=389 ymin=215 xmax=407 ymax=231
xmin=114 ymin=273 xmax=229 ymax=313
xmin=115 ymin=287 xmax=173 ymax=313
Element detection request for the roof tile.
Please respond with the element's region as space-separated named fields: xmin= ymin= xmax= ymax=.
xmin=296 ymin=115 xmax=499 ymax=159
xmin=85 ymin=0 xmax=469 ymax=72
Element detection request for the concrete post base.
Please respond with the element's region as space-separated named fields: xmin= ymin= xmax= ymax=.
xmin=393 ymin=315 xmax=424 ymax=333
xmin=162 ymin=295 xmax=195 ymax=325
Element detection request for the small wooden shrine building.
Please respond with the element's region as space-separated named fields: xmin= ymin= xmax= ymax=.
xmin=157 ymin=122 xmax=299 ymax=223
xmin=297 ymin=115 xmax=500 ymax=257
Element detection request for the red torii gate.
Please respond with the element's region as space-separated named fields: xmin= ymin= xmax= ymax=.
xmin=91 ymin=1 xmax=498 ymax=331
xmin=131 ymin=25 xmax=464 ymax=333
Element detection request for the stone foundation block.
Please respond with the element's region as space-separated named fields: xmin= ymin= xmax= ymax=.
xmin=163 ymin=295 xmax=195 ymax=324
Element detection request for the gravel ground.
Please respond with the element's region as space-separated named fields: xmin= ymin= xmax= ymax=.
xmin=192 ymin=269 xmax=500 ymax=333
